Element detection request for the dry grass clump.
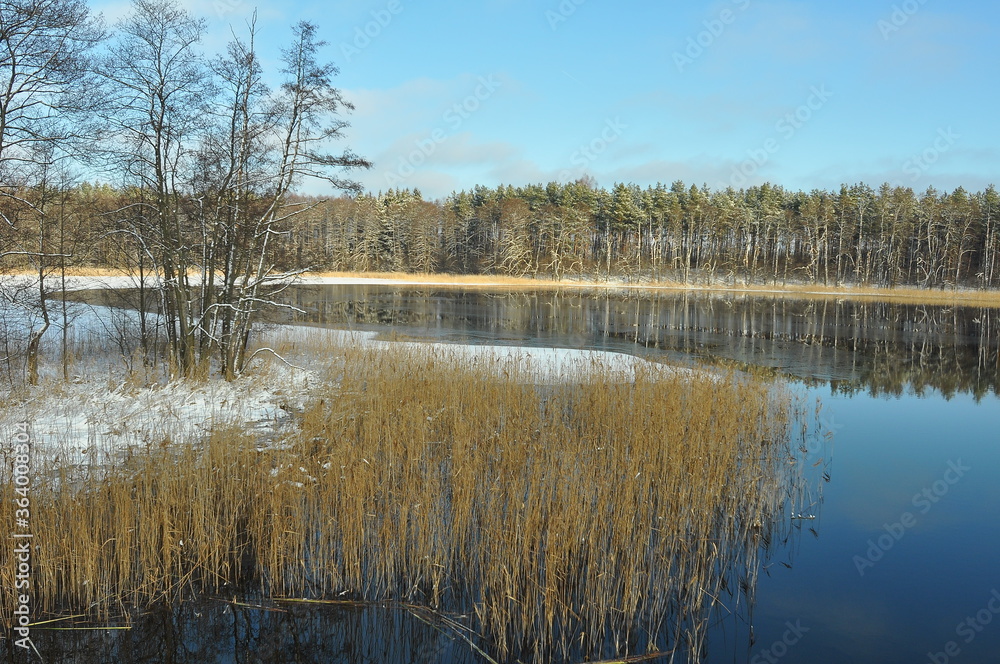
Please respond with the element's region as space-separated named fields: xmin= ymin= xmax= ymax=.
xmin=267 ymin=346 xmax=804 ymax=660
xmin=0 ymin=341 xmax=814 ymax=662
xmin=0 ymin=426 xmax=266 ymax=620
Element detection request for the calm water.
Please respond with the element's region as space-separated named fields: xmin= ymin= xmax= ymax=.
xmin=281 ymin=285 xmax=1000 ymax=398
xmin=34 ymin=285 xmax=1000 ymax=663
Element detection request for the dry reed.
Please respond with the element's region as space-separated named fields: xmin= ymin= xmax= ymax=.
xmin=0 ymin=339 xmax=817 ymax=662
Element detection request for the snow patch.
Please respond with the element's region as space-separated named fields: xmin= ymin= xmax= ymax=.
xmin=1 ymin=355 xmax=315 ymax=473
xmin=2 ymin=314 xmax=696 ymax=476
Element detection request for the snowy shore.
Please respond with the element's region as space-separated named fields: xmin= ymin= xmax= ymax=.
xmin=1 ymin=279 xmax=688 ymax=473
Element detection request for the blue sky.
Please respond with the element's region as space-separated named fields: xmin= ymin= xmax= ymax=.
xmin=90 ymin=0 xmax=1000 ymax=200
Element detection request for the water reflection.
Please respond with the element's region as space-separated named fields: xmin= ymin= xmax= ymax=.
xmin=45 ymin=285 xmax=1000 ymax=663
xmin=11 ymin=601 xmax=480 ymax=663
xmin=278 ymin=286 xmax=1000 ymax=398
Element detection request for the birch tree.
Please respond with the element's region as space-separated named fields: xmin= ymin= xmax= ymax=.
xmin=0 ymin=0 xmax=104 ymax=383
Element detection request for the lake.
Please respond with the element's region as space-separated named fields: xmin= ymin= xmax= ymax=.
xmin=284 ymin=285 xmax=1000 ymax=663
xmin=30 ymin=284 xmax=1000 ymax=663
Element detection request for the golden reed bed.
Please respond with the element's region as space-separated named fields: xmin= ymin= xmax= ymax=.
xmin=1 ymin=341 xmax=818 ymax=662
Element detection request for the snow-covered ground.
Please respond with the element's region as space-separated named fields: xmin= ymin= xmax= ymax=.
xmin=3 ymin=273 xmax=464 ymax=291
xmin=1 ymin=273 xmax=154 ymax=293
xmin=266 ymin=324 xmax=690 ymax=383
xmin=2 ymin=324 xmax=685 ymax=474
xmin=1 ymin=351 xmax=314 ymax=475
xmin=1 ymin=276 xmax=693 ymax=475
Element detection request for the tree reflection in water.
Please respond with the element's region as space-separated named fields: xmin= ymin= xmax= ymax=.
xmin=15 ymin=601 xmax=481 ymax=663
xmin=279 ymin=285 xmax=1000 ymax=398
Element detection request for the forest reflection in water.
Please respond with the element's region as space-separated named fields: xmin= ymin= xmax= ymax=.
xmin=11 ymin=286 xmax=833 ymax=663
xmin=1 ymin=346 xmax=826 ymax=664
xmin=278 ymin=285 xmax=1000 ymax=398
xmin=15 ymin=600 xmax=481 ymax=663
xmin=38 ymin=284 xmax=997 ymax=663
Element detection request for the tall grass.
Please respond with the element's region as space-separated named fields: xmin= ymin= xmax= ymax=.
xmin=0 ymin=339 xmax=818 ymax=662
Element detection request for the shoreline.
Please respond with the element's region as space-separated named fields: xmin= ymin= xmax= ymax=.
xmin=7 ymin=268 xmax=1000 ymax=307
xmin=300 ymin=271 xmax=1000 ymax=306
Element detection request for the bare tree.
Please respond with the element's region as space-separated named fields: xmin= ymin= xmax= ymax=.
xmin=192 ymin=19 xmax=371 ymax=378
xmin=0 ymin=0 xmax=104 ymax=384
xmin=0 ymin=0 xmax=104 ymax=185
xmin=96 ymin=4 xmax=370 ymax=379
xmin=95 ymin=0 xmax=214 ymax=376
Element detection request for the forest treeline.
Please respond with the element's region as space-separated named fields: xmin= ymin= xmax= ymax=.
xmin=2 ymin=0 xmax=998 ymax=382
xmin=285 ymin=180 xmax=1000 ymax=288
xmin=5 ymin=178 xmax=1000 ymax=289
